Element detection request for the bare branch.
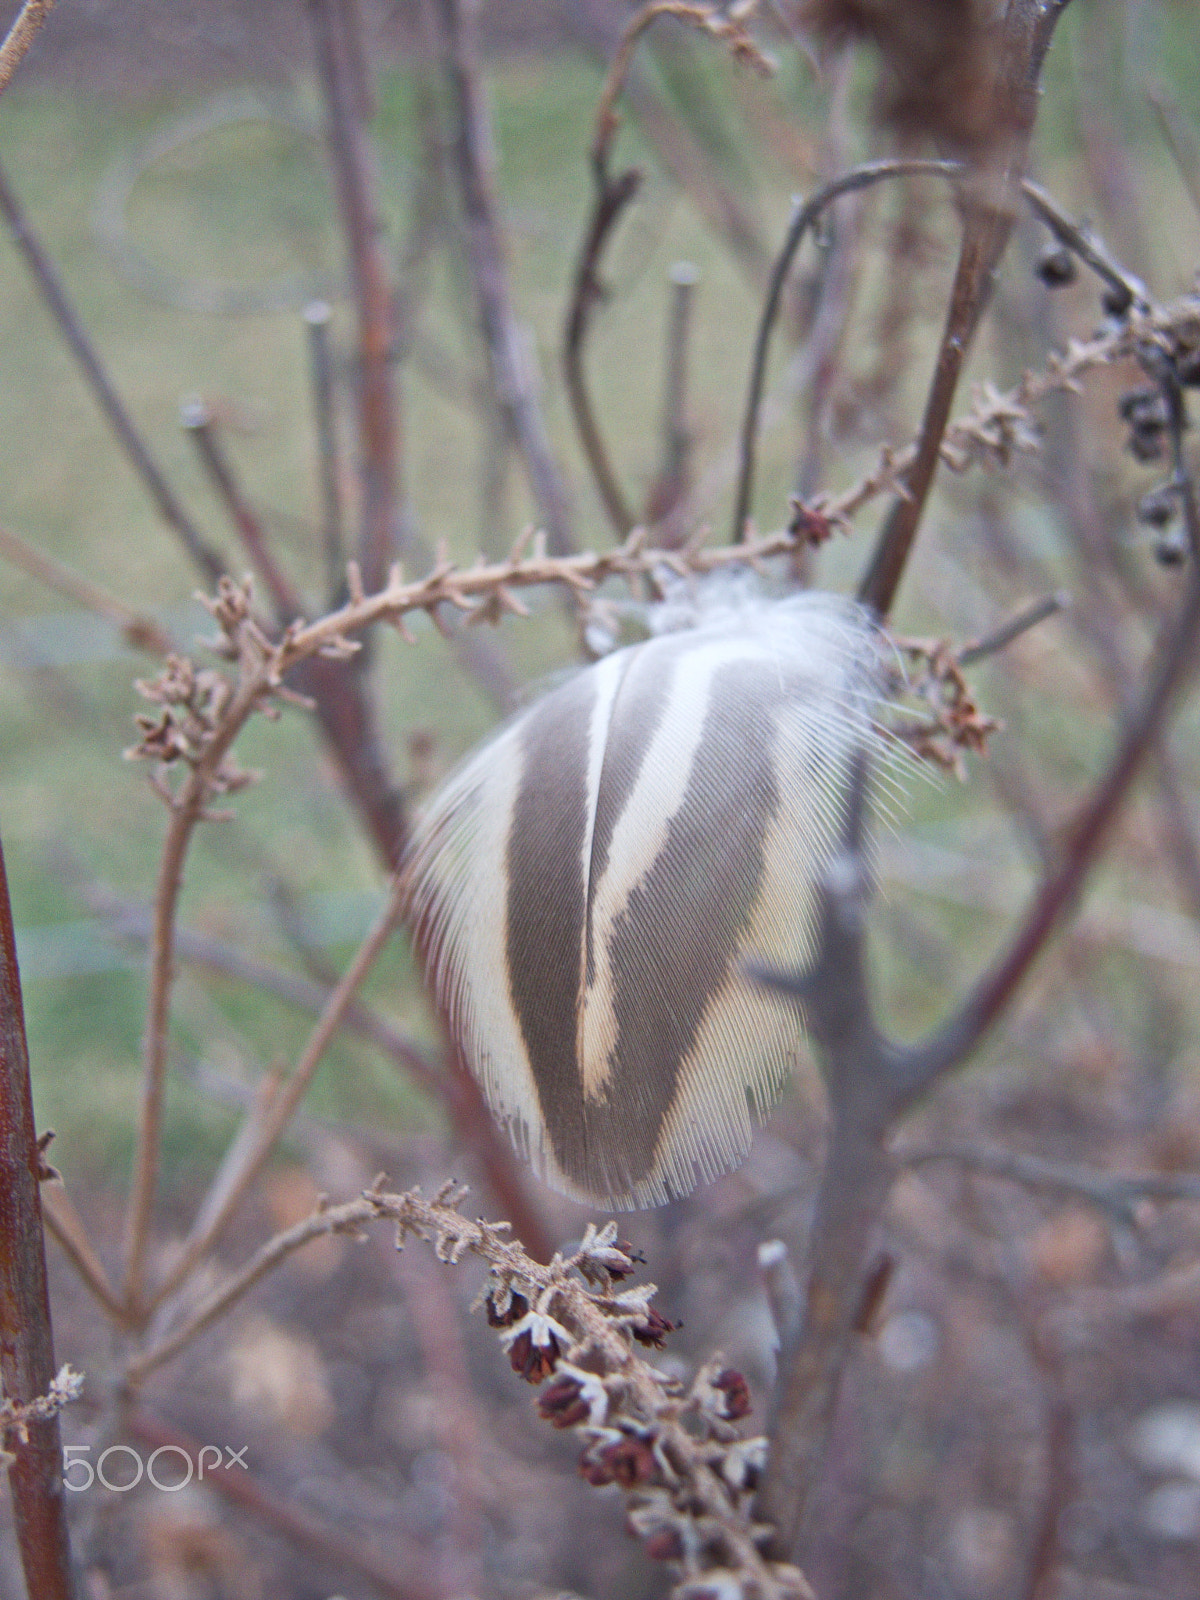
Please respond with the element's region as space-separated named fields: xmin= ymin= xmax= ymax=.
xmin=563 ymin=159 xmax=643 ymax=536
xmin=899 ymin=1141 xmax=1200 ymax=1222
xmin=125 ymin=1409 xmax=436 ymax=1600
xmin=0 ymin=160 xmax=227 ymax=583
xmin=41 ymin=1182 xmax=127 ymax=1324
xmin=308 ymin=0 xmax=401 ymax=592
xmin=0 ymin=831 xmax=75 ymax=1600
xmin=732 ymin=157 xmax=961 ymax=542
xmin=0 ymin=519 xmax=175 ymax=656
xmin=432 ymin=0 xmax=575 ymax=555
xmin=181 ymin=398 xmax=304 ymax=621
xmin=303 ymin=299 xmax=347 ymax=605
xmin=144 ymin=880 xmax=405 ymax=1312
xmin=857 ymin=0 xmax=1077 ymax=615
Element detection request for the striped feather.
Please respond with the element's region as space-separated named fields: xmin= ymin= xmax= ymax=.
xmin=401 ymin=591 xmax=889 ymax=1208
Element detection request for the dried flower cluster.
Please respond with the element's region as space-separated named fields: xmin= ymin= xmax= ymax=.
xmin=242 ymin=1183 xmax=813 ymax=1600
xmin=890 ymin=637 xmax=1003 ymax=775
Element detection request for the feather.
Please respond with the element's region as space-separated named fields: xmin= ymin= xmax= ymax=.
xmin=400 ymin=590 xmax=890 ymax=1208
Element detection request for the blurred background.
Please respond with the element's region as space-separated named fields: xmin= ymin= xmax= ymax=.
xmin=2 ymin=2 xmax=1200 ymax=1597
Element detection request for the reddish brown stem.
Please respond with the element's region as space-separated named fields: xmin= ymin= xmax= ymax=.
xmin=858 ymin=0 xmax=1074 ymax=615
xmin=308 ymin=0 xmax=401 ymax=593
xmin=181 ymin=401 xmax=304 ymax=621
xmin=0 ymin=831 xmax=75 ymax=1600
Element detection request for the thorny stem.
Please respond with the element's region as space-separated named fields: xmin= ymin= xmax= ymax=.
xmin=0 ymin=830 xmax=75 ymax=1600
xmin=0 ymin=0 xmax=55 ymax=98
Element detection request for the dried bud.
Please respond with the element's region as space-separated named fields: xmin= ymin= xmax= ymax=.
xmin=642 ymin=1526 xmax=685 ymax=1562
xmin=1118 ymin=387 xmax=1165 ymax=426
xmin=538 ymin=1376 xmax=589 ymax=1429
xmin=1129 ymin=426 xmax=1167 ymax=464
xmin=712 ymin=1368 xmax=752 ymax=1421
xmin=486 ymin=1290 xmax=527 ymax=1329
xmin=1035 ymin=245 xmax=1076 ymax=288
xmin=788 ymin=502 xmax=836 ymax=547
xmin=632 ymin=1308 xmax=679 ymax=1348
xmin=1137 ymin=486 xmax=1177 ymax=530
xmin=1120 ymin=388 xmax=1169 ymax=463
xmin=592 ymin=1434 xmax=658 ymax=1488
xmin=580 ymin=1453 xmax=615 ymax=1487
xmin=508 ymin=1327 xmax=559 ymax=1383
xmin=1155 ymin=528 xmax=1190 ymax=567
xmin=1102 ymin=281 xmax=1134 ymax=317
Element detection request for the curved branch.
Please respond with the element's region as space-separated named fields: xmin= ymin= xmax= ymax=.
xmin=563 ymin=160 xmax=643 ymax=536
xmin=731 ymin=159 xmax=962 ymax=543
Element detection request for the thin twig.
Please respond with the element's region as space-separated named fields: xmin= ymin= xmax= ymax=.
xmin=0 ymin=0 xmax=55 ymax=98
xmin=144 ymin=881 xmax=405 ymax=1313
xmin=181 ymin=398 xmax=304 ymax=620
xmin=125 ymin=1410 xmax=436 ymax=1600
xmin=308 ymin=0 xmax=401 ymax=592
xmin=1149 ymin=87 xmax=1200 ymax=225
xmin=41 ymin=1182 xmax=127 ymax=1323
xmin=645 ymin=260 xmax=700 ymax=533
xmin=593 ymin=0 xmax=772 ymax=162
xmin=0 ymin=831 xmax=74 ymax=1600
xmin=899 ymin=1142 xmax=1200 ymax=1221
xmin=86 ymin=876 xmax=550 ymax=1252
xmin=1021 ymin=175 xmax=1148 ymax=312
xmin=0 ymin=519 xmax=175 ymax=656
xmin=563 ymin=160 xmax=643 ymax=536
xmin=303 ymin=299 xmax=347 ymax=605
xmin=955 ymin=591 xmax=1070 ymax=666
xmin=0 ymin=160 xmax=227 ymax=583
xmin=433 ymin=0 xmax=575 ymax=555
xmin=906 ymin=556 xmax=1200 ymax=1104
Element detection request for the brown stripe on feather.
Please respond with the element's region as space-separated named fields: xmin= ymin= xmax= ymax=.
xmin=505 ymin=671 xmax=593 ymax=1161
xmin=577 ymin=657 xmax=783 ymax=1199
xmin=585 ymin=645 xmax=674 ymax=986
